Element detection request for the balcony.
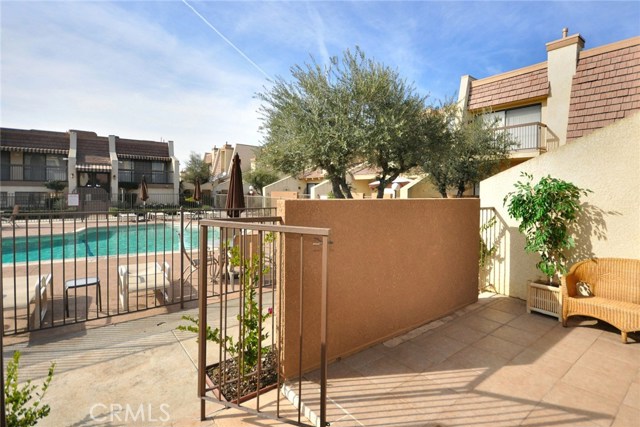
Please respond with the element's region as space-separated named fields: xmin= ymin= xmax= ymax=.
xmin=497 ymin=122 xmax=549 ymax=155
xmin=1 ymin=164 xmax=68 ymax=182
xmin=118 ymin=169 xmax=173 ymax=184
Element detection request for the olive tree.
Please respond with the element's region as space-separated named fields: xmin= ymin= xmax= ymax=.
xmin=182 ymin=151 xmax=210 ymax=184
xmin=258 ymin=47 xmax=429 ymax=198
xmin=243 ymin=168 xmax=279 ymax=195
xmin=420 ymin=102 xmax=516 ymax=197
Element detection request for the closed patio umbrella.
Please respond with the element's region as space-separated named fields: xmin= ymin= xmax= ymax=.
xmin=140 ymin=175 xmax=149 ymax=206
xmin=225 ymin=153 xmax=245 ymax=218
xmin=194 ymin=179 xmax=202 ymax=205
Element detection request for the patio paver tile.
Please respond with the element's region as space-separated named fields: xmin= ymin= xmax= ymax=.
xmin=541 ymin=381 xmax=620 ymax=427
xmin=340 ymin=344 xmax=387 ymax=370
xmin=491 ymin=324 xmax=543 ymax=347
xmin=561 ymin=362 xmax=634 ymax=403
xmin=472 ymin=334 xmax=526 ymax=361
xmin=438 ymin=321 xmax=488 ymax=345
xmin=433 ymin=391 xmax=536 ymax=427
xmin=387 ymin=372 xmax=461 ymax=416
xmin=489 ymin=298 xmax=527 ymax=315
xmin=623 ymin=382 xmax=640 ymax=409
xmin=409 ymin=330 xmax=468 ymax=364
xmin=381 ymin=339 xmax=435 ymax=372
xmin=587 ymin=334 xmax=640 ymax=368
xmin=458 ymin=314 xmax=503 ymax=334
xmin=509 ymin=347 xmax=574 ymax=378
xmin=521 ymin=405 xmax=602 ymax=427
xmin=475 ymin=306 xmax=520 ymax=324
xmin=474 ymin=363 xmax=558 ymax=402
xmin=347 ymin=352 xmax=416 ymax=389
xmin=612 ymin=404 xmax=640 ymax=427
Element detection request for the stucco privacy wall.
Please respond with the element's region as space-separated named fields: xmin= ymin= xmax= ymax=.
xmin=480 ymin=112 xmax=640 ymax=300
xmin=277 ymin=199 xmax=479 ymax=376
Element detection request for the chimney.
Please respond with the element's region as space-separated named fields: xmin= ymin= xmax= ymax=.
xmin=545 ymin=29 xmax=585 ymax=146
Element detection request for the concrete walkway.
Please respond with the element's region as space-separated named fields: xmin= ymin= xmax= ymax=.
xmin=4 ymin=293 xmax=639 ymax=426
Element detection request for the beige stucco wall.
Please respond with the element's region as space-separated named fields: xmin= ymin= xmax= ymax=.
xmin=403 ymin=176 xmax=444 ymax=198
xmin=264 ymin=175 xmax=303 ymax=198
xmin=277 ymin=198 xmax=480 ymax=376
xmin=479 ymin=112 xmax=640 ymax=299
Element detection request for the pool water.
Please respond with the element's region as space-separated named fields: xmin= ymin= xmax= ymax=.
xmin=2 ymin=224 xmax=217 ymax=264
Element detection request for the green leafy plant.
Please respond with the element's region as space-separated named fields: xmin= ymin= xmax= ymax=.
xmin=479 ymin=215 xmax=497 ymax=268
xmin=504 ymin=173 xmax=591 ymax=283
xmin=178 ymin=242 xmax=272 ymax=377
xmin=5 ymin=351 xmax=55 ymax=427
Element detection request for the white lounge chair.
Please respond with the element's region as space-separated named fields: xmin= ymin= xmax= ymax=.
xmin=3 ymin=273 xmax=50 ymax=328
xmin=118 ymin=262 xmax=171 ymax=311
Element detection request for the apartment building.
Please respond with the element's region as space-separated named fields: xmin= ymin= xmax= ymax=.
xmin=0 ymin=128 xmax=180 ymax=209
xmin=458 ymin=30 xmax=639 ymax=168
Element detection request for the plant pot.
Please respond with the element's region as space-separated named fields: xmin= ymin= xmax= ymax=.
xmin=205 ymin=370 xmax=278 ymax=404
xmin=205 ymin=348 xmax=278 ymax=404
xmin=526 ymin=280 xmax=562 ymax=321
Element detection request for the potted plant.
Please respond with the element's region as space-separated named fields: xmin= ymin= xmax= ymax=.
xmin=504 ymin=173 xmax=591 ymax=319
xmin=178 ymin=243 xmax=276 ymax=403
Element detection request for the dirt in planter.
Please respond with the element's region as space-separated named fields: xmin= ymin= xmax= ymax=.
xmin=207 ymin=347 xmax=278 ymax=401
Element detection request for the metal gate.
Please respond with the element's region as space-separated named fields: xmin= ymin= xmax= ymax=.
xmin=195 ymin=217 xmax=330 ymax=426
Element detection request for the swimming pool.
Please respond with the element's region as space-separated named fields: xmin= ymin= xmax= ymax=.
xmin=1 ymin=224 xmax=217 ymax=264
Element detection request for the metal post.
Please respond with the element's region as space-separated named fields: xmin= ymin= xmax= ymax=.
xmin=1 ymin=239 xmax=6 ymax=427
xmin=320 ymin=234 xmax=329 ymax=427
xmin=198 ymin=223 xmax=208 ymax=420
xmin=180 ymin=207 xmax=185 ymax=309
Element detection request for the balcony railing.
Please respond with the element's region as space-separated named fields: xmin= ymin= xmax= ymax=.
xmin=497 ymin=122 xmax=547 ymax=152
xmin=1 ymin=165 xmax=67 ymax=182
xmin=118 ymin=169 xmax=173 ymax=184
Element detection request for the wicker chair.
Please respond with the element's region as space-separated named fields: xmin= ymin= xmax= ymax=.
xmin=562 ymin=258 xmax=640 ymax=343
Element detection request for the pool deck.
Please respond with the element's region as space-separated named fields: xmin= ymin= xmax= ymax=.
xmin=4 ymin=292 xmax=639 ymax=426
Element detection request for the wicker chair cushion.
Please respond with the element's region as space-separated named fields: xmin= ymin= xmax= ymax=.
xmin=577 ymin=281 xmax=593 ymax=297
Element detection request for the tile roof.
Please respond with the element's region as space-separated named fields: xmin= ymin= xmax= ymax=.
xmin=300 ymin=168 xmax=325 ymax=180
xmin=468 ymin=65 xmax=549 ymax=111
xmin=76 ymin=132 xmax=111 ymax=165
xmin=567 ymin=41 xmax=640 ymax=140
xmin=0 ymin=128 xmax=69 ymax=154
xmin=116 ymin=138 xmax=171 ymax=161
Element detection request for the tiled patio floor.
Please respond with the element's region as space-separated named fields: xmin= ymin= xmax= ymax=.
xmin=4 ymin=293 xmax=639 ymax=426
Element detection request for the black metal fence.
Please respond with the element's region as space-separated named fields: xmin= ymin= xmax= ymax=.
xmin=1 ymin=206 xmax=276 ymax=335
xmin=0 ymin=193 xmax=274 ymax=212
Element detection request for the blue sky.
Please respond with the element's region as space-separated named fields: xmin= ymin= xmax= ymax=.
xmin=1 ymin=1 xmax=638 ymax=164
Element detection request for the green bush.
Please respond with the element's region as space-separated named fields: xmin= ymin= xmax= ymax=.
xmin=4 ymin=351 xmax=55 ymax=427
xmin=504 ymin=173 xmax=591 ymax=283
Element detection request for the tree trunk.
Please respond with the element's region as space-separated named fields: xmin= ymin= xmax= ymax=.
xmin=339 ymin=178 xmax=352 ymax=199
xmin=438 ymin=184 xmax=448 ymax=198
xmin=456 ymin=180 xmax=466 ymax=198
xmin=330 ymin=178 xmax=345 ymax=199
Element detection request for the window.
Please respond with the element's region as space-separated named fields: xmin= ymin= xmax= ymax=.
xmin=1 ymin=151 xmax=9 ymax=181
xmin=23 ymin=154 xmax=66 ymax=181
xmin=151 ymin=161 xmax=167 ymax=183
xmin=485 ymin=105 xmax=542 ymax=150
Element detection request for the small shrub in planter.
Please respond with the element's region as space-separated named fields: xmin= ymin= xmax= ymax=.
xmin=178 ymin=244 xmax=275 ymax=401
xmin=504 ymin=173 xmax=591 ymax=284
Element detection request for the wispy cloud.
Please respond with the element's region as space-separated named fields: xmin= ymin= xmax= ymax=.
xmin=1 ymin=1 xmax=638 ymax=163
